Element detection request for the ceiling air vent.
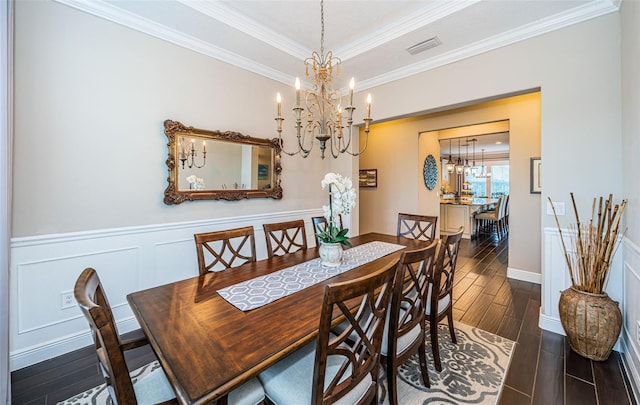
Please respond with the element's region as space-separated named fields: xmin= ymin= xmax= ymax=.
xmin=406 ymin=36 xmax=442 ymax=55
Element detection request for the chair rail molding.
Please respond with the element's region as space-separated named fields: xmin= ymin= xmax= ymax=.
xmin=9 ymin=209 xmax=323 ymax=371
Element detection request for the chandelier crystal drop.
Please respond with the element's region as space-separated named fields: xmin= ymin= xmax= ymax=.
xmin=275 ymin=0 xmax=372 ymax=159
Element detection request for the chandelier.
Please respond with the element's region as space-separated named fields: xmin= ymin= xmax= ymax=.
xmin=178 ymin=137 xmax=206 ymax=169
xmin=476 ymin=148 xmax=492 ymax=178
xmin=275 ymin=0 xmax=372 ymax=159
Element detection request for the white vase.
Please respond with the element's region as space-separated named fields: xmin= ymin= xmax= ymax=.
xmin=319 ymin=242 xmax=343 ymax=267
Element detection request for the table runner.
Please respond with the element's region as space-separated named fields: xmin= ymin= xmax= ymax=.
xmin=217 ymin=241 xmax=405 ymax=311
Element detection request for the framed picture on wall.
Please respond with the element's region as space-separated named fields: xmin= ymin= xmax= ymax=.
xmin=359 ymin=169 xmax=377 ymax=188
xmin=258 ymin=164 xmax=268 ymax=180
xmin=530 ymin=157 xmax=541 ymax=194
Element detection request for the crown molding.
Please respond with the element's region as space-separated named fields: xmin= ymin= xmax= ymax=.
xmin=177 ymin=0 xmax=311 ymax=61
xmin=53 ymin=0 xmax=294 ymax=84
xmin=357 ymin=0 xmax=620 ymax=91
xmin=54 ymin=0 xmax=620 ymax=89
xmin=334 ymin=0 xmax=480 ymax=61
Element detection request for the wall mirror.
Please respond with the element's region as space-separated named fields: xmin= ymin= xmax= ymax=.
xmin=163 ymin=120 xmax=283 ymax=204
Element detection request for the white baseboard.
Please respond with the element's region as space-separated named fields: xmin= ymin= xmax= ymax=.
xmin=621 ymin=330 xmax=640 ymax=403
xmin=507 ymin=267 xmax=541 ymax=284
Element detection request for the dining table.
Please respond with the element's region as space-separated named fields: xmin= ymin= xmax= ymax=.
xmin=126 ymin=232 xmax=432 ymax=405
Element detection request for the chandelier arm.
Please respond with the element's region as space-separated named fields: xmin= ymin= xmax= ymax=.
xmin=343 ymin=121 xmax=371 ymax=157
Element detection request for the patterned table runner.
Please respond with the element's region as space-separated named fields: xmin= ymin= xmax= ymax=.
xmin=217 ymin=241 xmax=405 ymax=311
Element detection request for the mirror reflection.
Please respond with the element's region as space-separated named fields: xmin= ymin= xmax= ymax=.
xmin=164 ymin=120 xmax=282 ymax=204
xmin=176 ymin=136 xmax=274 ymax=192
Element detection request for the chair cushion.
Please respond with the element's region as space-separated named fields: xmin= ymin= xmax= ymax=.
xmin=380 ymin=308 xmax=422 ymax=356
xmin=228 ymin=377 xmax=266 ymax=405
xmin=425 ymin=284 xmax=451 ymax=317
xmin=475 ymin=211 xmax=498 ymax=220
xmin=133 ymin=362 xmax=264 ymax=405
xmin=258 ymin=341 xmax=373 ymax=405
xmin=133 ymin=365 xmax=176 ymax=405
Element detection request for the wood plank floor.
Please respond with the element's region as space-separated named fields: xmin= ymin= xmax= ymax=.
xmin=10 ymin=233 xmax=638 ymax=404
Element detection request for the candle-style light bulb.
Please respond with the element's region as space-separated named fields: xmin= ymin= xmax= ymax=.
xmin=349 ymin=77 xmax=355 ymax=106
xmin=366 ymin=94 xmax=372 ymax=118
xmin=295 ymin=78 xmax=301 ymax=106
xmin=276 ymin=92 xmax=282 ymax=116
xmin=202 ymin=141 xmax=206 ymax=153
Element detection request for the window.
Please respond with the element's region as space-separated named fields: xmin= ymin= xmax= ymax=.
xmin=491 ymin=165 xmax=510 ymax=196
xmin=468 ymin=171 xmax=487 ymax=197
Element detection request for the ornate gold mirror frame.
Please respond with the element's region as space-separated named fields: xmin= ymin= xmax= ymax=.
xmin=164 ymin=120 xmax=283 ymax=204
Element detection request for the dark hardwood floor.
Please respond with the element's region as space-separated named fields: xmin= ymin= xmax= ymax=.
xmin=10 ymin=233 xmax=638 ymax=404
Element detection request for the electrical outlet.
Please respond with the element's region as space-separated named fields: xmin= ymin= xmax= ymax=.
xmin=547 ymin=201 xmax=565 ymax=216
xmin=61 ymin=291 xmax=75 ymax=309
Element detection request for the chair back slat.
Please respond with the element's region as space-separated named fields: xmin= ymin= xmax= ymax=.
xmin=397 ymin=213 xmax=437 ymax=241
xmin=433 ymin=227 xmax=464 ymax=301
xmin=391 ymin=241 xmax=439 ymax=345
xmin=194 ymin=226 xmax=256 ymax=275
xmin=263 ymin=220 xmax=308 ymax=258
xmin=312 ymin=258 xmax=398 ymax=405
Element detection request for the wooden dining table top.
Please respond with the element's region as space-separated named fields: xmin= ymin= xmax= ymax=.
xmin=126 ymin=232 xmax=432 ymax=405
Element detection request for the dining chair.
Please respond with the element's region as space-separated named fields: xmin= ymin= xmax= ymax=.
xmin=397 ymin=213 xmax=438 ymax=241
xmin=263 ymin=219 xmax=308 ymax=258
xmin=74 ymin=268 xmax=177 ymax=404
xmin=74 ymin=268 xmax=266 ymax=405
xmin=427 ymin=226 xmax=464 ymax=371
xmin=474 ymin=195 xmax=507 ymax=237
xmin=258 ymin=257 xmax=398 ymax=405
xmin=311 ymin=215 xmax=343 ymax=246
xmin=382 ymin=240 xmax=440 ymax=405
xmin=194 ymin=226 xmax=257 ymax=275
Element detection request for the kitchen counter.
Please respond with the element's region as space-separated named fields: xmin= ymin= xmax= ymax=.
xmin=440 ymin=198 xmax=498 ymax=238
xmin=440 ymin=197 xmax=498 ymax=206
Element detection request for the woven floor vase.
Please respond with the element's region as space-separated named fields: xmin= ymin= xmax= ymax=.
xmin=559 ymin=287 xmax=622 ymax=361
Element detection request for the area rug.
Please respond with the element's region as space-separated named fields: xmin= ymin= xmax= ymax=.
xmin=378 ymin=322 xmax=515 ymax=405
xmin=59 ymin=322 xmax=514 ymax=405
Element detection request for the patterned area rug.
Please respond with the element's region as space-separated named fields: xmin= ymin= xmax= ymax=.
xmin=379 ymin=322 xmax=515 ymax=404
xmin=59 ymin=322 xmax=514 ymax=405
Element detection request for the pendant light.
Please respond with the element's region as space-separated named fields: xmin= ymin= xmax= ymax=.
xmin=455 ymin=139 xmax=464 ymax=174
xmin=445 ymin=138 xmax=455 ymax=173
xmin=471 ymin=138 xmax=479 ymax=175
xmin=463 ymin=138 xmax=471 ymax=175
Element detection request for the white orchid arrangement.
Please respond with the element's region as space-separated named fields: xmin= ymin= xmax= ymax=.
xmin=186 ymin=175 xmax=205 ymax=190
xmin=317 ymin=173 xmax=357 ymax=247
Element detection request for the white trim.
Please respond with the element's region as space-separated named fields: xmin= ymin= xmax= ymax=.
xmin=11 ymin=208 xmax=322 ymax=248
xmin=53 ymin=0 xmax=619 ymax=90
xmin=9 ymin=209 xmax=324 ymax=370
xmin=53 ymin=0 xmax=294 ymax=85
xmin=621 ymin=331 xmax=640 ymax=403
xmin=539 ymin=310 xmax=565 ymax=335
xmin=177 ymin=0 xmax=310 ymax=61
xmin=0 ymin=0 xmax=12 ymax=401
xmin=9 ymin=317 xmax=139 ymax=371
xmin=507 ymin=267 xmax=542 ymax=284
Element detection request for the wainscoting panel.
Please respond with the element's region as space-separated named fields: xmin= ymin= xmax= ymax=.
xmin=9 ymin=209 xmax=322 ymax=371
xmin=541 ymin=228 xmax=624 ymax=349
xmin=622 ymin=237 xmax=640 ymax=401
